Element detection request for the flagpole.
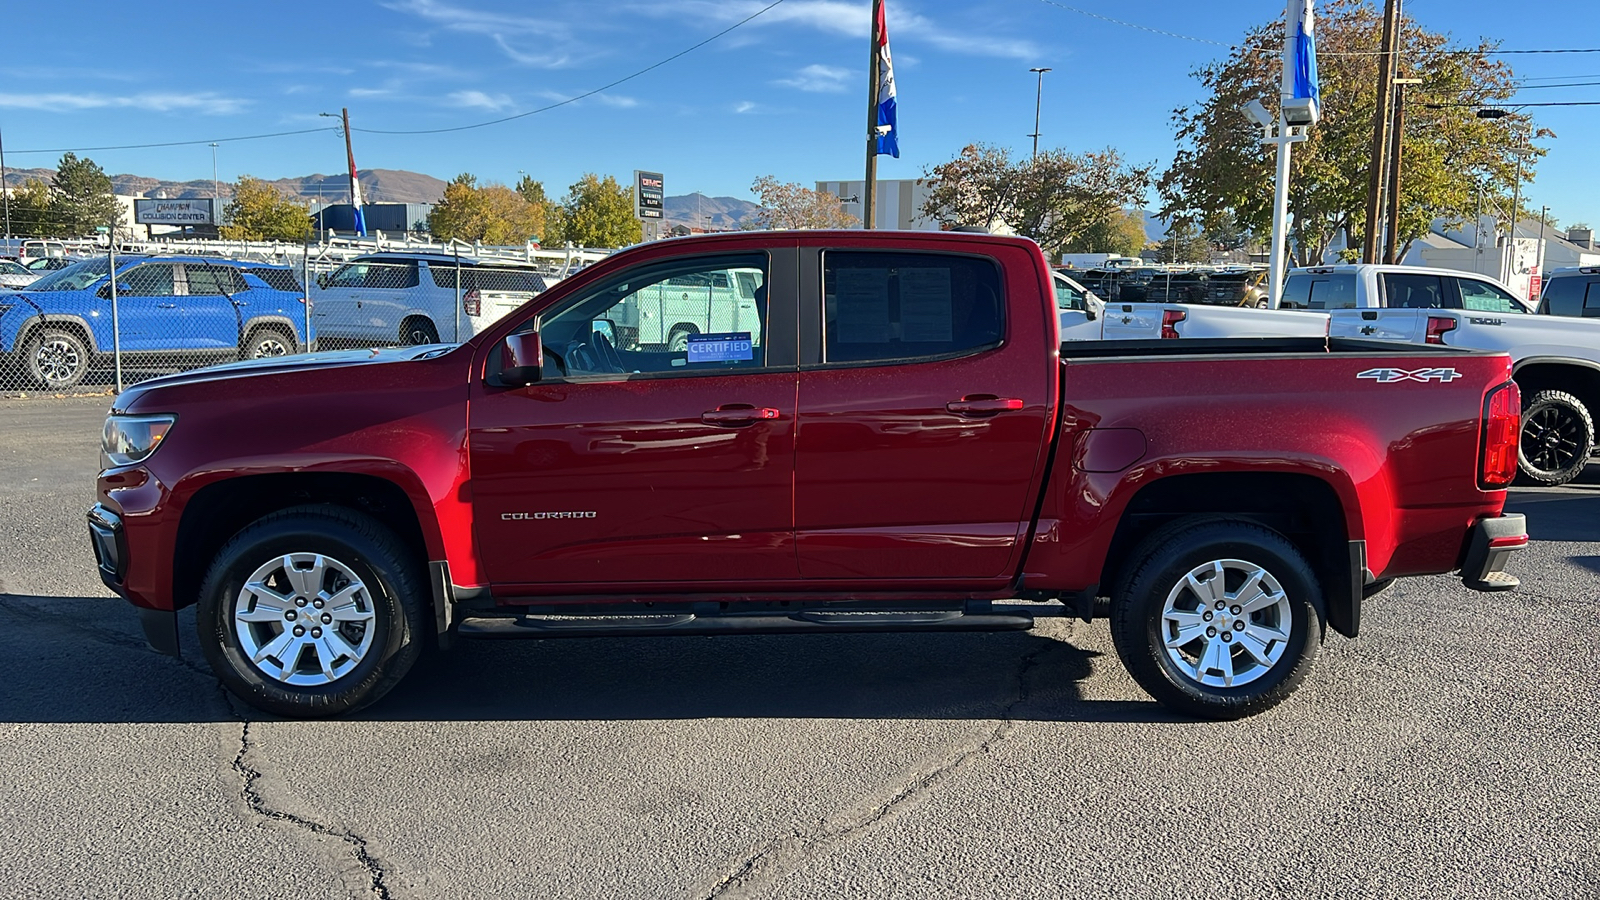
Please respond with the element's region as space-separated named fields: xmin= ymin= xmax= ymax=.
xmin=863 ymin=0 xmax=882 ymax=229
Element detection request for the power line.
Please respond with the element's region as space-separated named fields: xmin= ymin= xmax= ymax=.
xmin=1512 ymin=80 xmax=1600 ymax=90
xmin=1029 ymin=0 xmax=1230 ymax=47
xmin=354 ymin=0 xmax=789 ymax=136
xmin=9 ymin=126 xmax=338 ymax=156
xmin=1425 ymin=100 xmax=1600 ymax=108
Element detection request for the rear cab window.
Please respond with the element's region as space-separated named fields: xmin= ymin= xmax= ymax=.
xmin=1381 ymin=273 xmax=1449 ymax=309
xmin=1283 ymin=272 xmax=1356 ymax=309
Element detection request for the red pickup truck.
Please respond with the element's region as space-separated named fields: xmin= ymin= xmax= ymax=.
xmin=88 ymin=231 xmax=1527 ymax=720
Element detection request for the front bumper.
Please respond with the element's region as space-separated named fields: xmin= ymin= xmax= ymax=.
xmin=1460 ymin=513 xmax=1527 ymax=592
xmin=88 ymin=503 xmax=179 ymax=656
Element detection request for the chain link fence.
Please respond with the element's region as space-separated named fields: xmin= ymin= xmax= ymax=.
xmin=0 ymin=239 xmax=603 ymax=397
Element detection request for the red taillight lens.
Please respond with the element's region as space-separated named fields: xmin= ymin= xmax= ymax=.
xmin=463 ymin=288 xmax=481 ymax=316
xmin=1425 ymin=315 xmax=1457 ymax=345
xmin=1480 ymin=382 xmax=1521 ymax=488
xmin=1160 ymin=308 xmax=1187 ymax=339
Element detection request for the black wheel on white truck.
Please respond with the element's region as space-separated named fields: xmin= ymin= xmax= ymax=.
xmin=1517 ymin=389 xmax=1593 ymax=486
xmin=1111 ymin=518 xmax=1322 ymax=720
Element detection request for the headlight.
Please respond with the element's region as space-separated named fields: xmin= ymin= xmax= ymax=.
xmin=102 ymin=414 xmax=176 ymax=466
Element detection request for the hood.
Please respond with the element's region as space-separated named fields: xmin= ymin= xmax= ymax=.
xmin=116 ymin=343 xmax=461 ymax=401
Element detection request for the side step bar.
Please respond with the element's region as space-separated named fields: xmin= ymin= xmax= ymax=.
xmin=456 ymin=608 xmax=1036 ymax=639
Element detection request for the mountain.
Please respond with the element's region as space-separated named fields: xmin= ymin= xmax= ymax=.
xmin=0 ymin=167 xmax=447 ymax=205
xmin=663 ymin=192 xmax=763 ymax=230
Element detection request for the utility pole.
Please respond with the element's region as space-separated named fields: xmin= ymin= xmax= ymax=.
xmin=862 ymin=0 xmax=883 ymax=230
xmin=341 ymin=108 xmax=357 ymax=207
xmin=1361 ymin=0 xmax=1402 ymax=263
xmin=1028 ymin=67 xmax=1052 ymax=159
xmin=1382 ymin=77 xmax=1420 ymax=264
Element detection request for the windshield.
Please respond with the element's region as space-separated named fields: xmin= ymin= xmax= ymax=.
xmin=25 ymin=257 xmax=117 ymax=292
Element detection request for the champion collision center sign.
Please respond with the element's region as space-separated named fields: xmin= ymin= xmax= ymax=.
xmin=134 ymin=198 xmax=216 ymax=225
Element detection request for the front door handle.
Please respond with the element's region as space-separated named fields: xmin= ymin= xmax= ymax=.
xmin=702 ymin=405 xmax=780 ymax=426
xmin=946 ymin=397 xmax=1024 ymax=416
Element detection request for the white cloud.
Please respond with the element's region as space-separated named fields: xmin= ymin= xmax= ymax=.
xmin=348 ymin=87 xmax=395 ymax=98
xmin=0 ymin=92 xmax=247 ymax=114
xmin=634 ymin=1 xmax=1037 ymax=59
xmin=448 ymin=90 xmax=514 ymax=111
xmin=734 ymin=100 xmax=757 ymax=114
xmin=774 ymin=64 xmax=852 ymax=93
xmin=594 ymin=94 xmax=639 ymax=109
xmin=382 ymin=0 xmax=574 ymax=67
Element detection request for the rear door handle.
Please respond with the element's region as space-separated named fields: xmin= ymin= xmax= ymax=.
xmin=156 ymin=303 xmax=177 ymax=309
xmin=946 ymin=397 xmax=1024 ymax=416
xmin=702 ymin=405 xmax=781 ymax=426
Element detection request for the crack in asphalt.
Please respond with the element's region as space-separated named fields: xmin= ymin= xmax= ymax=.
xmin=700 ymin=637 xmax=1058 ymax=899
xmin=225 ymin=693 xmax=398 ymax=900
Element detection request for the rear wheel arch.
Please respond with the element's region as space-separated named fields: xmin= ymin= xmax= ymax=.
xmin=1511 ymin=359 xmax=1600 ymax=422
xmin=1098 ymin=472 xmax=1351 ymax=626
xmin=172 ymin=471 xmax=437 ymax=613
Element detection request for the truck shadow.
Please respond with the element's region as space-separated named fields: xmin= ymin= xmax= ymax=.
xmin=0 ymin=598 xmax=1177 ymax=725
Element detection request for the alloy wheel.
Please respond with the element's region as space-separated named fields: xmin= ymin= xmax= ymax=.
xmin=1522 ymin=405 xmax=1583 ymax=475
xmin=232 ymin=552 xmax=377 ymax=686
xmin=1160 ymin=558 xmax=1293 ymax=689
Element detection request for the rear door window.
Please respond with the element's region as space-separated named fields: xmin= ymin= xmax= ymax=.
xmin=1382 ymin=273 xmax=1448 ymax=309
xmin=821 ymin=251 xmax=1004 ymax=364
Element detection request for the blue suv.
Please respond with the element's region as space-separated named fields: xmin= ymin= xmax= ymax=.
xmin=0 ymin=255 xmax=314 ymax=390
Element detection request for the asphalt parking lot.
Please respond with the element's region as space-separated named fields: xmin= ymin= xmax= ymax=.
xmin=1 ymin=396 xmax=1596 ymax=899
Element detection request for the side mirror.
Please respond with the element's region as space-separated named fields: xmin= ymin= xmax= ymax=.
xmin=316 ymin=273 xmax=331 ymax=289
xmin=1086 ymin=309 xmax=1097 ymax=322
xmin=498 ymin=331 xmax=542 ymax=386
xmin=96 ymin=283 xmax=111 ymax=300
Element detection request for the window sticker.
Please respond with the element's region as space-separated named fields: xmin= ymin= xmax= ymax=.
xmin=898 ymin=267 xmax=954 ymax=342
xmin=835 ymin=267 xmax=892 ymax=343
xmin=687 ymin=332 xmax=754 ymax=364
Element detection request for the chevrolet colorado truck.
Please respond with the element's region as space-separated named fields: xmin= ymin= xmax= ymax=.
xmin=88 ymin=231 xmax=1527 ymax=720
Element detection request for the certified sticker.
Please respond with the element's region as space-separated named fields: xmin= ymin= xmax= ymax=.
xmin=687 ymin=332 xmax=754 ymax=364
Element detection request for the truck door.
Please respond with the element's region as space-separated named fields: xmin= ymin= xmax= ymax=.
xmin=468 ymin=247 xmax=800 ymax=591
xmin=791 ymin=246 xmax=1054 ymax=583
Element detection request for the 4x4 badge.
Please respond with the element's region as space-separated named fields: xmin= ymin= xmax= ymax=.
xmin=1357 ymin=367 xmax=1463 ymax=384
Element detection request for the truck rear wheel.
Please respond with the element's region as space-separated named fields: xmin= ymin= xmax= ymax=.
xmin=1111 ymin=518 xmax=1322 ymax=720
xmin=196 ymin=505 xmax=428 ymax=717
xmin=1517 ymin=390 xmax=1592 ymax=487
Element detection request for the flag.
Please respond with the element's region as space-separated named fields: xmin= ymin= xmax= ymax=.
xmin=347 ymin=137 xmax=367 ymax=237
xmin=1291 ymin=0 xmax=1319 ymax=109
xmin=875 ymin=1 xmax=899 ymax=158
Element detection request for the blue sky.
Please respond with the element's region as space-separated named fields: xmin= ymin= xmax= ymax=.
xmin=3 ymin=0 xmax=1598 ymax=226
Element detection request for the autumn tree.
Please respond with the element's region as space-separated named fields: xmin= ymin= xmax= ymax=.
xmin=220 ymin=176 xmax=312 ymax=241
xmin=7 ymin=180 xmax=56 ymax=238
xmin=49 ymin=152 xmax=121 ymax=236
xmin=921 ymin=143 xmax=1152 ymax=258
xmin=1064 ymin=209 xmax=1148 ymax=257
xmin=427 ymin=174 xmax=545 ymax=245
xmin=749 ymin=176 xmax=859 ymax=229
xmin=1159 ymin=0 xmax=1530 ymax=265
xmin=1156 ymin=218 xmax=1212 ymax=263
xmin=555 ymin=173 xmax=641 ymax=248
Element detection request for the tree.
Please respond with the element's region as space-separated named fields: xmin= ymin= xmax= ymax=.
xmin=8 ymin=180 xmax=55 ymax=238
xmin=515 ymin=175 xmax=559 ymax=240
xmin=922 ymin=143 xmax=1152 ymax=257
xmin=1156 ymin=218 xmax=1212 ymax=263
xmin=1064 ymin=209 xmax=1148 ymax=257
xmin=426 ymin=174 xmax=545 ymax=245
xmin=1202 ymin=209 xmax=1250 ymax=252
xmin=749 ymin=176 xmax=859 ymax=229
xmin=556 ymin=174 xmax=641 ymax=248
xmin=1158 ymin=0 xmax=1531 ymax=266
xmin=49 ymin=152 xmax=121 ymax=237
xmin=220 ymin=176 xmax=312 ymax=241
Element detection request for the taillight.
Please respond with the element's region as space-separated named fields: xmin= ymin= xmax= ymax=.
xmin=1425 ymin=315 xmax=1457 ymax=344
xmin=1480 ymin=382 xmax=1521 ymax=489
xmin=463 ymin=288 xmax=481 ymax=316
xmin=1160 ymin=308 xmax=1187 ymax=339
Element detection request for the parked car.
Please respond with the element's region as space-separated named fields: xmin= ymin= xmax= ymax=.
xmin=92 ymin=230 xmax=1524 ymax=721
xmin=1537 ymin=266 xmax=1600 ymax=319
xmin=0 ymin=255 xmax=313 ymax=389
xmin=1053 ymin=269 xmax=1105 ymax=341
xmin=0 ymin=259 xmax=40 ymax=289
xmin=311 ymin=253 xmax=548 ymax=347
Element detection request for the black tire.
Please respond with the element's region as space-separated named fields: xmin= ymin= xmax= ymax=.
xmin=1110 ymin=518 xmax=1323 ymax=720
xmin=242 ymin=326 xmax=295 ymax=360
xmin=196 ymin=505 xmax=428 ymax=718
xmin=400 ymin=318 xmax=440 ymax=346
xmin=667 ymin=326 xmax=696 ymax=353
xmin=26 ymin=327 xmax=90 ymax=390
xmin=1517 ymin=389 xmax=1593 ymax=487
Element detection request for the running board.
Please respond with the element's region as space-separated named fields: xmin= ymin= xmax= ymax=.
xmin=456 ymin=608 xmax=1036 ymax=639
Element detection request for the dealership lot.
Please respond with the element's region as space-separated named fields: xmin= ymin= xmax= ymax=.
xmin=1 ymin=397 xmax=1596 ymax=899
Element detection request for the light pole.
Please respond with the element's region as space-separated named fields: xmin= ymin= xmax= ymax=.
xmin=210 ymin=142 xmax=219 ymax=199
xmin=1476 ymin=107 xmax=1532 ymax=284
xmin=1028 ymin=67 xmax=1052 ymax=159
xmin=0 ymin=122 xmax=10 ymax=240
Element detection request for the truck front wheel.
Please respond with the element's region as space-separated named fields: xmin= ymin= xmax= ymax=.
xmin=1111 ymin=519 xmax=1323 ymax=720
xmin=196 ymin=505 xmax=428 ymax=717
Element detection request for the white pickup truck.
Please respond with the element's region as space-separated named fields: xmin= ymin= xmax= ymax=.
xmin=1284 ymin=264 xmax=1600 ymax=486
